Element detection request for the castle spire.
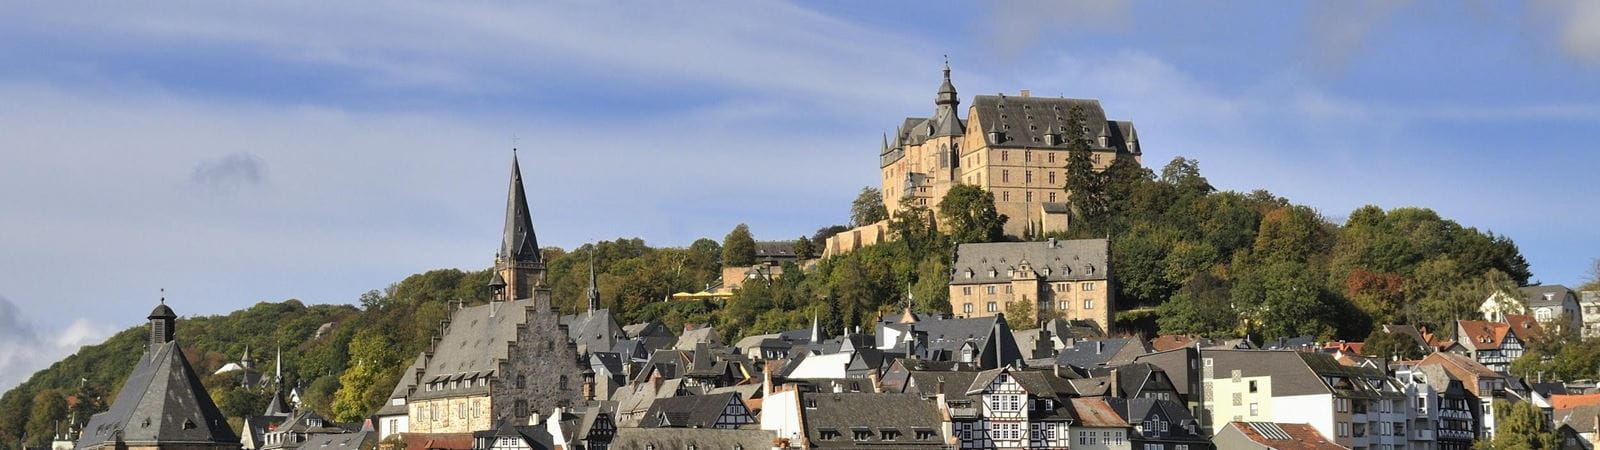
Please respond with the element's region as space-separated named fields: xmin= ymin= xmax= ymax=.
xmin=500 ymin=151 xmax=540 ymax=264
xmin=587 ymin=250 xmax=601 ymax=313
xmin=935 ymin=56 xmax=958 ymax=107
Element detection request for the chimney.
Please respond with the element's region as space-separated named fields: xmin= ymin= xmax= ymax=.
xmin=583 ymin=374 xmax=596 ymax=401
xmin=1096 ymin=340 xmax=1105 ymax=354
xmin=1020 ymin=89 xmax=1031 ymax=98
xmin=936 ymin=377 xmax=945 ymax=396
xmin=528 ymin=411 xmax=542 ymax=426
xmin=868 ymin=370 xmax=882 ymax=394
xmin=1048 ymin=237 xmax=1057 ymax=248
xmin=1110 ymin=368 xmax=1121 ymax=398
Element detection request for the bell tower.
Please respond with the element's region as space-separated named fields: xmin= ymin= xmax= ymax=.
xmin=494 ymin=150 xmax=549 ymax=304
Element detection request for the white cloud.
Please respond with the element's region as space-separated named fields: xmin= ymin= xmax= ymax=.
xmin=0 ymin=295 xmax=113 ymax=391
xmin=1540 ymin=0 xmax=1600 ymax=65
xmin=977 ymin=0 xmax=1131 ymax=60
xmin=1301 ymin=0 xmax=1416 ymax=73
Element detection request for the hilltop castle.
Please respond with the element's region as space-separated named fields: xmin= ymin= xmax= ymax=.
xmin=878 ymin=62 xmax=1143 ymax=236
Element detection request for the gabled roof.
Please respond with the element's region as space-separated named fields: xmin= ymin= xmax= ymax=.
xmin=639 ymin=392 xmax=744 ymax=429
xmin=1056 ymin=337 xmax=1147 ymax=369
xmin=1457 ymin=320 xmax=1514 ymax=350
xmin=1068 ymin=397 xmax=1125 ymax=427
xmin=1503 ymin=314 xmax=1543 ymax=341
xmin=969 ymin=95 xmax=1136 ymax=152
xmin=560 ymin=309 xmax=624 ymax=354
xmin=77 ymin=341 xmax=239 ymax=448
xmin=1521 ymin=285 xmax=1576 ymax=308
xmin=1553 ymin=394 xmax=1600 ymax=411
xmin=298 ymin=430 xmax=375 ymax=450
xmin=413 ymin=299 xmax=542 ymax=399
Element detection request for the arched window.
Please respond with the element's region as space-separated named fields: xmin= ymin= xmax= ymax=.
xmin=516 ymin=375 xmax=527 ymax=389
xmin=559 ymin=375 xmax=569 ymax=391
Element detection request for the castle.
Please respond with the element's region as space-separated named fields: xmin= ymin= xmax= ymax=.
xmin=878 ymin=62 xmax=1143 ymax=237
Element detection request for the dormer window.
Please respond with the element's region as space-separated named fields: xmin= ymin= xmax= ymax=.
xmin=1098 ymin=136 xmax=1108 ymax=147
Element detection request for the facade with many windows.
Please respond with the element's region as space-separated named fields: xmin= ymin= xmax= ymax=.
xmin=949 ymin=238 xmax=1113 ymax=333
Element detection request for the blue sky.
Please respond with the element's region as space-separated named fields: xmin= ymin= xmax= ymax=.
xmin=2 ymin=0 xmax=1598 ymax=390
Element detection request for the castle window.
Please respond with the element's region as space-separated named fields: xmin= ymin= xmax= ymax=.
xmin=1049 ymin=192 xmax=1057 ymax=202
xmin=1002 ymin=170 xmax=1009 ymax=183
xmin=1082 ymin=282 xmax=1095 ymax=291
xmin=987 ymin=302 xmax=997 ymax=312
xmin=1025 ymin=170 xmax=1032 ymax=183
xmin=1001 ymin=151 xmax=1009 ymax=162
xmin=1025 ymin=191 xmax=1032 ymax=202
xmin=964 ymin=303 xmax=973 ymax=314
xmin=1084 ymin=299 xmax=1094 ymax=310
xmin=1048 ymin=172 xmax=1056 ymax=184
xmin=1059 ymin=301 xmax=1068 ymax=310
xmin=963 ymin=286 xmax=972 ymax=295
xmin=517 ymin=375 xmax=527 ymax=389
xmin=1002 ymin=191 xmax=1010 ymax=201
xmin=560 ymin=375 xmax=569 ymax=390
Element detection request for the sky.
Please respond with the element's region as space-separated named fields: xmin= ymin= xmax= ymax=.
xmin=2 ymin=0 xmax=1598 ymax=391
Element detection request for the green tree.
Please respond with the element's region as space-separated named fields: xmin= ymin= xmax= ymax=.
xmin=1478 ymin=400 xmax=1560 ymax=449
xmin=1582 ymin=258 xmax=1600 ymax=292
xmin=1159 ymin=157 xmax=1214 ymax=194
xmin=721 ymin=223 xmax=756 ymax=266
xmin=24 ymin=390 xmax=66 ymax=447
xmin=850 ymin=187 xmax=889 ymax=226
xmin=329 ymin=329 xmax=398 ymax=422
xmin=1005 ymin=301 xmax=1037 ymax=330
xmin=793 ymin=235 xmax=816 ymax=259
xmin=1362 ymin=329 xmax=1425 ymax=361
xmin=1156 ymin=272 xmax=1238 ymax=337
xmin=939 ymin=184 xmax=1006 ymax=244
xmin=1062 ymin=107 xmax=1104 ymax=234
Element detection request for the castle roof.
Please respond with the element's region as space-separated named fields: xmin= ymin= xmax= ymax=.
xmin=969 ymin=95 xmax=1138 ymax=153
xmin=951 ymin=238 xmax=1110 ymax=285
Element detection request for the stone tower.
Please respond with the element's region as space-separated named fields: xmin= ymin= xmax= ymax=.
xmin=495 ymin=151 xmax=550 ymax=304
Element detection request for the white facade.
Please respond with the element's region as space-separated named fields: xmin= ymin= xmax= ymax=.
xmin=760 ymin=389 xmax=806 ymax=445
xmin=1069 ymin=427 xmax=1130 ymax=450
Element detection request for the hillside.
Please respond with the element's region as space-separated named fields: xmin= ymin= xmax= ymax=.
xmin=0 ymin=155 xmax=1546 ymax=450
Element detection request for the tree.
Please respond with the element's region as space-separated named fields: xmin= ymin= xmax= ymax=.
xmin=1479 ymin=400 xmax=1561 ymax=449
xmin=850 ymin=187 xmax=889 ymax=226
xmin=329 ymin=329 xmax=398 ymax=422
xmin=1005 ymin=301 xmax=1037 ymax=330
xmin=1159 ymin=157 xmax=1214 ymax=194
xmin=793 ymin=235 xmax=816 ymax=259
xmin=721 ymin=223 xmax=756 ymax=266
xmin=1362 ymin=329 xmax=1425 ymax=361
xmin=939 ymin=184 xmax=1006 ymax=244
xmin=1156 ymin=272 xmax=1239 ymax=337
xmin=24 ymin=390 xmax=66 ymax=447
xmin=1062 ymin=107 xmax=1104 ymax=234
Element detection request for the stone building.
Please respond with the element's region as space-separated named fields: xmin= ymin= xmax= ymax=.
xmin=76 ymin=300 xmax=241 ymax=450
xmin=377 ymin=153 xmax=585 ymax=435
xmin=879 ymin=62 xmax=1143 ymax=237
xmin=948 ymin=238 xmax=1113 ymax=333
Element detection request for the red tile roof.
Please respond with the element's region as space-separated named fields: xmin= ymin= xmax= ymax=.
xmin=389 ymin=433 xmax=474 ymax=450
xmin=1070 ymin=397 xmax=1127 ymax=427
xmin=1150 ymin=335 xmax=1198 ymax=352
xmin=1504 ymin=314 xmax=1544 ymax=341
xmin=1457 ymin=320 xmax=1511 ymax=350
xmin=1553 ymin=394 xmax=1600 ymax=411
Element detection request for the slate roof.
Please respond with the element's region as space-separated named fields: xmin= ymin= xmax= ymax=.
xmin=1201 ymin=350 xmax=1336 ymax=397
xmin=951 ymin=239 xmax=1109 ymax=285
xmin=621 ymin=321 xmax=673 ymax=339
xmin=499 ymin=153 xmax=540 ymax=263
xmin=968 ymin=95 xmax=1137 ymax=153
xmin=1261 ymin=336 xmax=1319 ymax=351
xmin=412 ymin=299 xmax=540 ymax=400
xmin=297 ymin=430 xmax=374 ymax=450
xmin=609 ymin=428 xmax=775 ymax=450
xmin=1124 ymin=398 xmax=1202 ymax=436
xmin=910 ymin=315 xmax=1022 ymax=368
xmin=77 ymin=341 xmax=239 ymax=448
xmin=1056 ymin=337 xmax=1147 ymax=369
xmin=753 ymin=241 xmax=802 ymax=262
xmin=674 ymin=326 xmax=722 ymax=351
xmin=1521 ymin=285 xmax=1575 ymax=308
xmin=475 ymin=420 xmax=554 ymax=450
xmin=800 ymin=392 xmax=946 ymax=448
xmin=638 ymin=392 xmax=743 ymax=428
xmin=559 ymin=309 xmax=624 ymax=354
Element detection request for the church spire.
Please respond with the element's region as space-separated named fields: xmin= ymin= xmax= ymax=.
xmin=587 ymin=250 xmax=601 ymax=313
xmin=500 ymin=151 xmax=540 ymax=264
xmin=932 ymin=58 xmax=964 ymax=137
xmin=935 ymin=56 xmax=958 ymax=107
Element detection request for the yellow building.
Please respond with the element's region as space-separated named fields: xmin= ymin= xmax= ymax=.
xmin=948 ymin=238 xmax=1113 ymax=333
xmin=880 ymin=63 xmax=1142 ymax=237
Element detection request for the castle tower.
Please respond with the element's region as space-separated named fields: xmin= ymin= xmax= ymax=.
xmin=495 ymin=151 xmax=549 ymax=304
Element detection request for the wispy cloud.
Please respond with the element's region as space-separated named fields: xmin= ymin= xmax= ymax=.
xmin=977 ymin=0 xmax=1131 ymax=60
xmin=1302 ymin=0 xmax=1416 ymax=74
xmin=190 ymin=153 xmax=267 ymax=194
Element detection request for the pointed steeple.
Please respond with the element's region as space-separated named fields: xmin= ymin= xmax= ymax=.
xmin=240 ymin=345 xmax=254 ymax=369
xmin=274 ymin=346 xmax=282 ymax=385
xmin=587 ymin=250 xmax=601 ymax=313
xmin=932 ymin=58 xmax=964 ymax=137
xmin=810 ymin=313 xmax=821 ymax=344
xmin=879 ymin=132 xmax=890 ymax=155
xmin=500 ymin=151 xmax=540 ymax=264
